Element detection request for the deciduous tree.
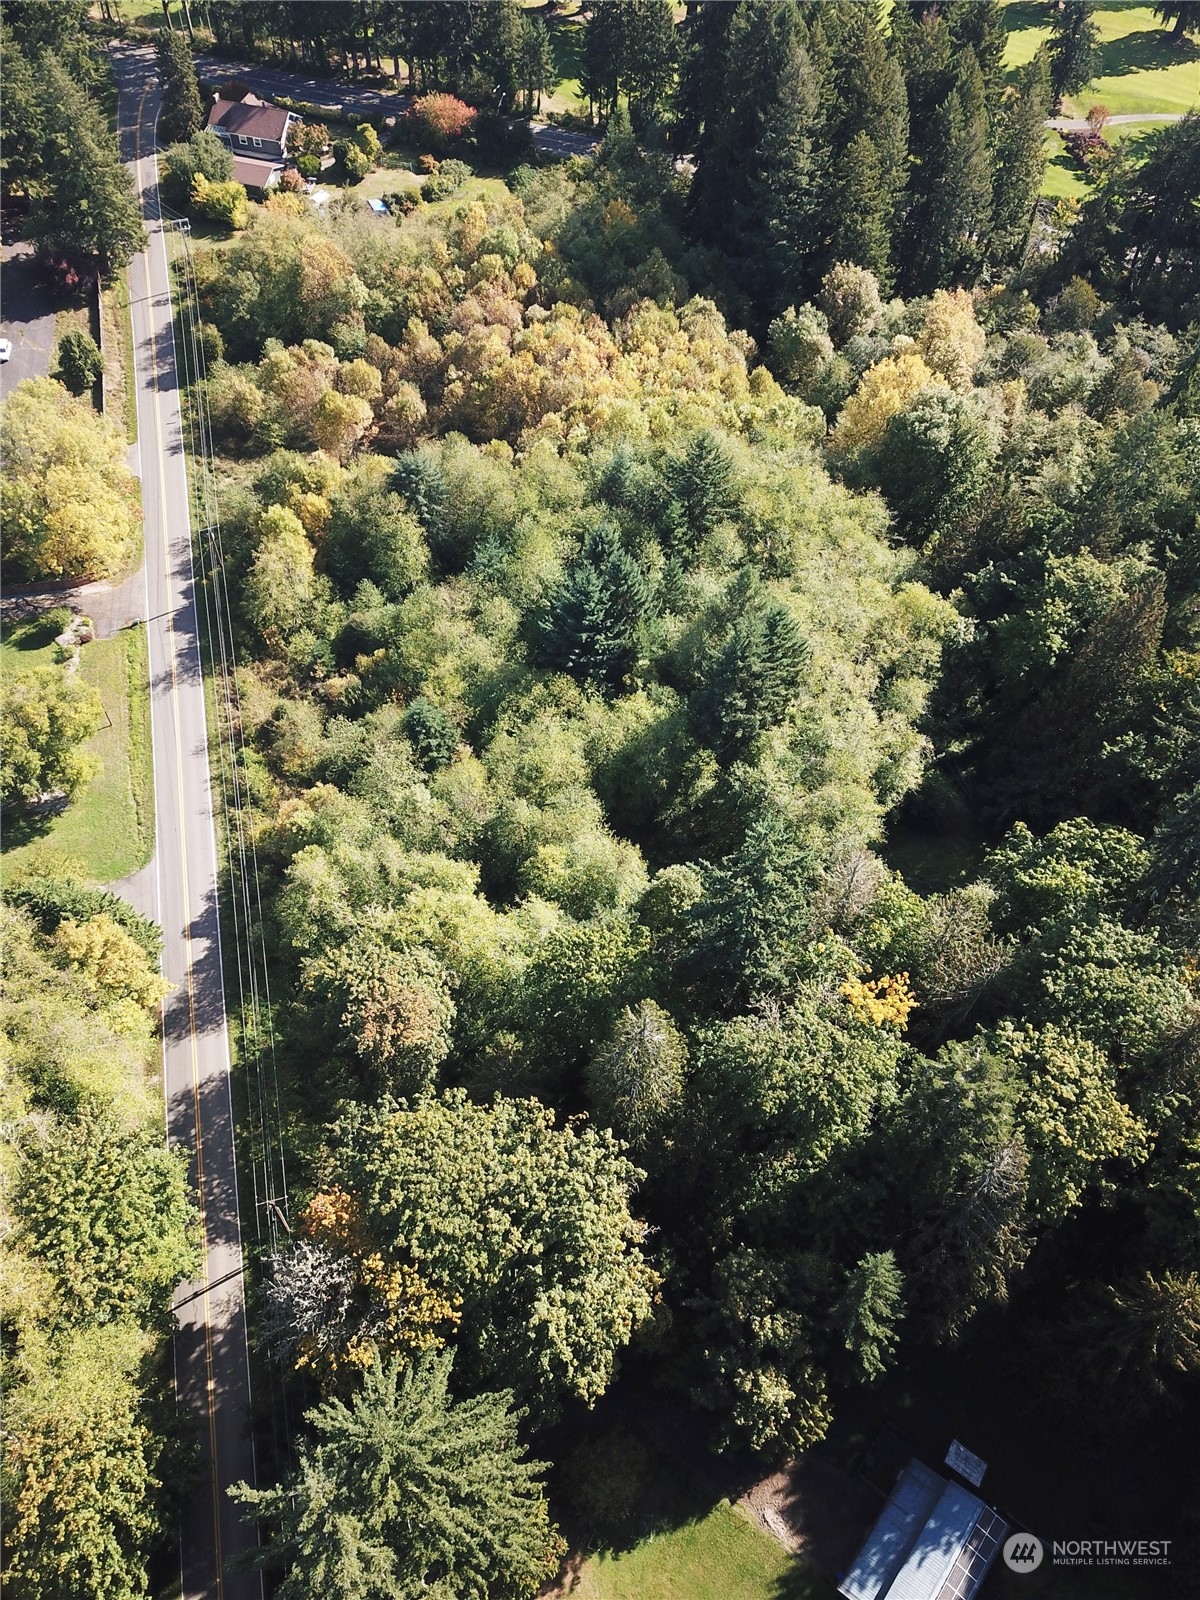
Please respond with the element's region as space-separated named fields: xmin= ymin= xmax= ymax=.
xmin=1 ymin=668 xmax=102 ymax=809
xmin=1 ymin=377 xmax=141 ymax=579
xmin=326 ymin=1091 xmax=657 ymax=1417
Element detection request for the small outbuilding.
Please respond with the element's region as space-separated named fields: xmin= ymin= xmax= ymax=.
xmin=839 ymin=1459 xmax=1008 ymax=1600
xmin=229 ymin=154 xmax=284 ymax=193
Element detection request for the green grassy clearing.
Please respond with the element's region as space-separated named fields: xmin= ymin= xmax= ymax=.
xmin=1040 ymin=114 xmax=1179 ymax=203
xmin=1003 ymin=2 xmax=1200 ymax=116
xmin=1 ymin=615 xmax=65 ymax=676
xmin=569 ymin=1502 xmax=828 ymax=1600
xmin=350 ymin=164 xmax=511 ymax=214
xmin=1040 ymin=129 xmax=1089 ymax=199
xmin=540 ymin=4 xmax=589 ymax=118
xmin=2 ymin=627 xmax=154 ymax=886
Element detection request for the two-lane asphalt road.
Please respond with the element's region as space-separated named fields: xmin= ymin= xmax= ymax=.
xmin=112 ymin=44 xmax=261 ymax=1600
xmin=192 ymin=50 xmax=600 ymax=156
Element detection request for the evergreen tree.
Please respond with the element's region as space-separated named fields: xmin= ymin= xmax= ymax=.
xmin=692 ymin=585 xmax=811 ymax=765
xmin=685 ymin=810 xmax=819 ymax=1000
xmin=581 ymin=0 xmax=676 ymax=128
xmin=674 ymin=0 xmax=737 ymax=149
xmin=623 ymin=0 xmax=678 ymax=131
xmin=1077 ymin=1273 xmax=1200 ymax=1411
xmin=948 ymin=0 xmax=1008 ymax=105
xmin=230 ymin=1352 xmax=564 ymax=1600
xmin=823 ymin=6 xmax=909 ymax=287
xmin=829 ymin=1251 xmax=905 ymax=1381
xmin=1047 ymin=0 xmax=1100 ymax=103
xmin=586 ymin=999 xmax=687 ymax=1146
xmin=27 ymin=59 xmax=146 ymax=275
xmin=755 ymin=24 xmax=823 ymax=310
xmin=581 ymin=0 xmax=623 ymax=120
xmin=534 ymin=523 xmax=652 ymax=694
xmin=0 ymin=27 xmax=47 ymax=203
xmin=829 ymin=131 xmax=893 ymax=286
xmin=403 ymin=697 xmax=458 ymax=772
xmin=990 ymin=48 xmax=1052 ymax=267
xmin=689 ymin=2 xmax=824 ymax=310
xmin=517 ymin=16 xmax=555 ymax=113
xmin=906 ymin=48 xmax=993 ymax=292
xmin=668 ymin=428 xmax=739 ymax=551
xmin=1154 ymin=2 xmax=1200 ymax=39
xmin=155 ymin=27 xmax=202 ymax=143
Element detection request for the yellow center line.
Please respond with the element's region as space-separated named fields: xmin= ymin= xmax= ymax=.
xmin=133 ymin=72 xmax=226 ymax=1596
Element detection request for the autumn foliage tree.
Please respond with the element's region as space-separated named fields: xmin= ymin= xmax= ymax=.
xmin=1 ymin=379 xmax=141 ymax=579
xmin=405 ymin=93 xmax=477 ymax=154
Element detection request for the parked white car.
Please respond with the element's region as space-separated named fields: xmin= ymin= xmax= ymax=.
xmin=0 ymin=338 xmax=12 ymax=362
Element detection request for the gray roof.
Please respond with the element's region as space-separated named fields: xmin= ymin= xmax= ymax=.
xmin=840 ymin=1461 xmax=944 ymax=1600
xmin=207 ymin=96 xmax=291 ymax=145
xmin=839 ymin=1461 xmax=1008 ymax=1600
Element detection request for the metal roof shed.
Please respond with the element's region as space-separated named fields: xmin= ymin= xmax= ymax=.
xmin=839 ymin=1462 xmax=1009 ymax=1600
xmin=839 ymin=1461 xmax=945 ymax=1600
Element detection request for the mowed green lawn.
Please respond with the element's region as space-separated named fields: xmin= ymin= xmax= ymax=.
xmin=2 ymin=625 xmax=154 ymax=885
xmin=567 ymin=1502 xmax=833 ymax=1600
xmin=1003 ymin=2 xmax=1200 ymax=116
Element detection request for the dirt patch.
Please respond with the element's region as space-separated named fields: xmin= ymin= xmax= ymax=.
xmin=539 ymin=1551 xmax=591 ymax=1599
xmin=735 ymin=1449 xmax=882 ymax=1581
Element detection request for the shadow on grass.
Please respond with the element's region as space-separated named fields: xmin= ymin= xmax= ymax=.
xmin=770 ymin=1565 xmax=836 ymax=1600
xmin=1 ymin=614 xmax=66 ymax=652
xmin=1002 ymin=3 xmax=1048 ymax=36
xmin=548 ymin=8 xmax=584 ymax=85
xmin=1096 ymin=27 xmax=1200 ymax=79
xmin=563 ymin=1420 xmax=724 ymax=1557
xmin=0 ymin=802 xmax=64 ymax=854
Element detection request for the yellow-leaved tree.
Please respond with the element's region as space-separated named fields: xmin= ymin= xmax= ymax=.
xmin=829 ymin=350 xmax=943 ymax=458
xmin=1 ymin=378 xmax=140 ymax=580
xmin=917 ymin=287 xmax=988 ymax=392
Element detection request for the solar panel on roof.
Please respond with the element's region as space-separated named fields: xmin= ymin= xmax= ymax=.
xmin=886 ymin=1483 xmax=985 ymax=1600
xmin=933 ymin=1506 xmax=1009 ymax=1600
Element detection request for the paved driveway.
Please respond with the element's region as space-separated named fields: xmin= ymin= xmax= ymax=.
xmin=194 ymin=51 xmax=407 ymax=115
xmin=0 ymin=242 xmax=56 ymax=398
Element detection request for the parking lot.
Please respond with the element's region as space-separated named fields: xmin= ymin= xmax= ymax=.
xmin=1 ymin=242 xmax=57 ymax=398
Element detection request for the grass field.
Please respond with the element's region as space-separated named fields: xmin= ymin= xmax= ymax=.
xmin=101 ymin=266 xmax=139 ymax=443
xmin=1 ymin=614 xmax=64 ymax=677
xmin=1040 ymin=130 xmax=1089 ymax=200
xmin=2 ymin=627 xmax=154 ymax=886
xmin=541 ymin=3 xmax=589 ymax=119
xmin=1003 ymin=2 xmax=1200 ymax=116
xmin=568 ymin=1503 xmax=830 ymax=1600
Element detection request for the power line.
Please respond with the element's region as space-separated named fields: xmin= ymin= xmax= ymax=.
xmin=163 ymin=211 xmax=301 ymax=1473
xmin=165 ymin=217 xmax=290 ymax=1240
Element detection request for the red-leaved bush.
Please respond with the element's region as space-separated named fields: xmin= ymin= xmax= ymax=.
xmin=405 ymin=93 xmax=477 ymax=155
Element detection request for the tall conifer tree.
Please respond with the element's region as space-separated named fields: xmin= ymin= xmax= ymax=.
xmin=991 ymin=48 xmax=1052 ymax=266
xmin=231 ymin=1352 xmax=563 ymax=1600
xmin=155 ymin=28 xmax=203 ymax=144
xmin=28 ymin=59 xmax=146 ymax=275
xmin=906 ymin=48 xmax=993 ymax=291
xmin=1047 ymin=0 xmax=1100 ymax=103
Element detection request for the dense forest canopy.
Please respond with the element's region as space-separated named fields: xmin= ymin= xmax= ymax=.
xmin=2 ymin=1 xmax=1199 ymax=1596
